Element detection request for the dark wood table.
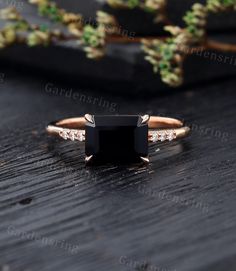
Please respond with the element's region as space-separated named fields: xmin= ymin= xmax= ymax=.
xmin=0 ymin=67 xmax=236 ymax=271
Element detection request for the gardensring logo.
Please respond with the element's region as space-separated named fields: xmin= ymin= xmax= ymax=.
xmin=1 ymin=0 xmax=24 ymax=10
xmin=45 ymin=82 xmax=118 ymax=112
xmin=119 ymin=256 xmax=176 ymax=271
xmin=7 ymin=225 xmax=79 ymax=255
xmin=138 ymin=185 xmax=209 ymax=214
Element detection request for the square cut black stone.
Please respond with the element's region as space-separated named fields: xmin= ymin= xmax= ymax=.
xmin=85 ymin=115 xmax=148 ymax=163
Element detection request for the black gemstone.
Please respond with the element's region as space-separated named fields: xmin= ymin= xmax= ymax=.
xmin=85 ymin=115 xmax=148 ymax=163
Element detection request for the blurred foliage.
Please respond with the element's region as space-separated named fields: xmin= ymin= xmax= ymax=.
xmin=0 ymin=0 xmax=235 ymax=87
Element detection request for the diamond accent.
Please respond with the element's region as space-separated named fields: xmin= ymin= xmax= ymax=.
xmin=166 ymin=130 xmax=175 ymax=141
xmin=151 ymin=133 xmax=158 ymax=142
xmin=59 ymin=129 xmax=85 ymax=141
xmin=150 ymin=130 xmax=177 ymax=142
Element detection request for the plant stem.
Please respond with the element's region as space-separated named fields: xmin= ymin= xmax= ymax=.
xmin=105 ymin=35 xmax=163 ymax=43
xmin=205 ymin=39 xmax=236 ymax=53
xmin=15 ymin=31 xmax=236 ymax=54
xmin=106 ymin=35 xmax=236 ymax=53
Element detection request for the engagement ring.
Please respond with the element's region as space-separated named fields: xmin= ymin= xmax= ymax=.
xmin=46 ymin=114 xmax=190 ymax=164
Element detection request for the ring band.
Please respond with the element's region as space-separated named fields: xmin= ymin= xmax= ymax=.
xmin=46 ymin=114 xmax=190 ymax=164
xmin=47 ymin=115 xmax=190 ymax=142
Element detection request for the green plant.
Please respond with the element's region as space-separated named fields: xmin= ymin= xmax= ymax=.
xmin=0 ymin=0 xmax=235 ymax=87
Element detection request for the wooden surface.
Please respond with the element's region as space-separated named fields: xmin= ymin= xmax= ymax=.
xmin=0 ymin=66 xmax=236 ymax=271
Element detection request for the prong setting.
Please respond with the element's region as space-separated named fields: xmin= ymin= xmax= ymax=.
xmin=85 ymin=114 xmax=94 ymax=124
xmin=140 ymin=156 xmax=150 ymax=163
xmin=141 ymin=114 xmax=150 ymax=124
xmin=85 ymin=155 xmax=93 ymax=163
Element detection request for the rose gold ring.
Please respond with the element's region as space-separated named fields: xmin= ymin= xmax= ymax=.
xmin=46 ymin=114 xmax=190 ymax=164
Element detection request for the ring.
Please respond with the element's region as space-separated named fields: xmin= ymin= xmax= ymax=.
xmin=46 ymin=114 xmax=190 ymax=164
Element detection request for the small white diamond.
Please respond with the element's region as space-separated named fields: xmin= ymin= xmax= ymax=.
xmin=81 ymin=133 xmax=85 ymax=141
xmin=78 ymin=133 xmax=83 ymax=141
xmin=69 ymin=131 xmax=76 ymax=141
xmin=166 ymin=131 xmax=174 ymax=141
xmin=151 ymin=132 xmax=158 ymax=142
xmin=160 ymin=132 xmax=166 ymax=142
xmin=74 ymin=131 xmax=85 ymax=141
xmin=59 ymin=130 xmax=68 ymax=140
xmin=74 ymin=132 xmax=79 ymax=141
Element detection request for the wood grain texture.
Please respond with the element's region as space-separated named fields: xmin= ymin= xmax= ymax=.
xmin=0 ymin=68 xmax=236 ymax=271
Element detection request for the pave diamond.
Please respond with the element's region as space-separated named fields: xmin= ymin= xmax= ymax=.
xmin=59 ymin=129 xmax=85 ymax=141
xmin=166 ymin=130 xmax=176 ymax=141
xmin=160 ymin=132 xmax=166 ymax=142
xmin=151 ymin=133 xmax=158 ymax=142
xmin=150 ymin=130 xmax=177 ymax=142
xmin=75 ymin=132 xmax=85 ymax=141
xmin=59 ymin=129 xmax=69 ymax=140
xmin=69 ymin=131 xmax=76 ymax=141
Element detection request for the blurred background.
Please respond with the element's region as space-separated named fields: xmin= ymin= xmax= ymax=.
xmin=0 ymin=0 xmax=235 ymax=92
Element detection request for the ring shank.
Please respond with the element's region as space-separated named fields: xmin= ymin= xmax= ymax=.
xmin=55 ymin=117 xmax=86 ymax=128
xmin=48 ymin=116 xmax=183 ymax=129
xmin=46 ymin=116 xmax=190 ymax=142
